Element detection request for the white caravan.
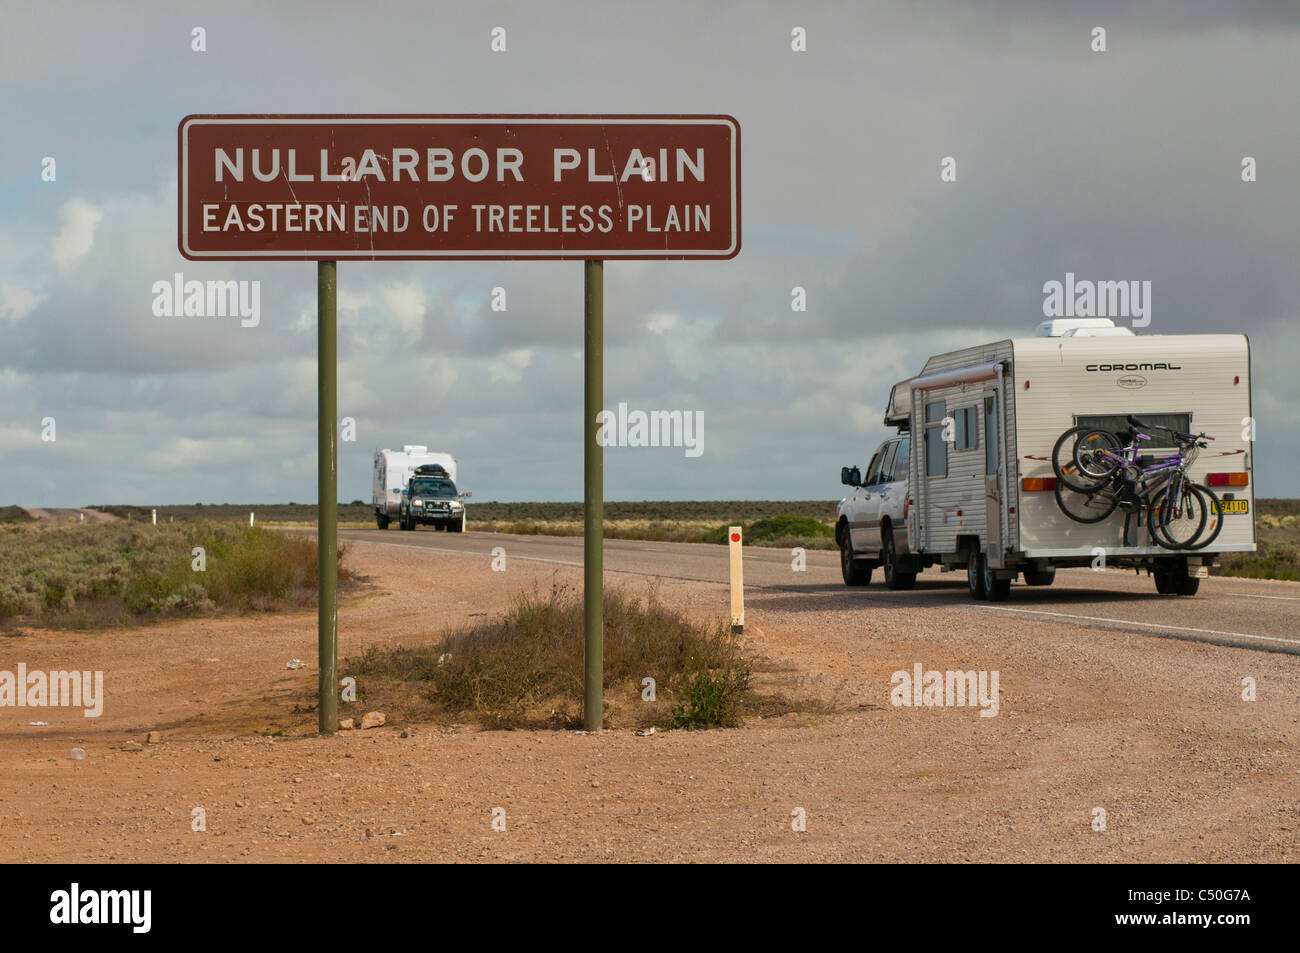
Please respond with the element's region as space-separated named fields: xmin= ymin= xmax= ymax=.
xmin=372 ymin=446 xmax=458 ymax=529
xmin=838 ymin=322 xmax=1255 ymax=599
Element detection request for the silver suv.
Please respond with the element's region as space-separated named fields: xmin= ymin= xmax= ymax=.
xmin=836 ymin=434 xmax=917 ymax=589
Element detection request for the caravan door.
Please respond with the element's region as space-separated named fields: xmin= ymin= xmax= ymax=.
xmin=983 ymin=390 xmax=1004 ymax=565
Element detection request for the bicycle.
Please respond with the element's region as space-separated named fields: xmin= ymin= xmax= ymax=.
xmin=1073 ymin=416 xmax=1223 ymax=550
xmin=1054 ymin=416 xmax=1223 ymax=550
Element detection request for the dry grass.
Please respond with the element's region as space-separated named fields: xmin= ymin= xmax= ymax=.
xmin=344 ymin=582 xmax=828 ymax=730
xmin=475 ymin=514 xmax=837 ymax=550
xmin=80 ymin=501 xmax=842 ymax=550
xmin=0 ymin=520 xmax=353 ymax=629
xmin=1219 ymin=499 xmax=1300 ymax=581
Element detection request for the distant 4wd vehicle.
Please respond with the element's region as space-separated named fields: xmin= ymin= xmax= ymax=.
xmin=837 ymin=434 xmax=918 ymax=590
xmin=398 ymin=464 xmax=467 ymax=532
xmin=373 ymin=445 xmax=457 ymax=529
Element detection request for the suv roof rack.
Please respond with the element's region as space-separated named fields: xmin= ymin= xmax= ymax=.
xmin=413 ymin=464 xmax=449 ymax=477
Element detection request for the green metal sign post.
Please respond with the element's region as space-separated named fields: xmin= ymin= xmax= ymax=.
xmin=317 ymin=261 xmax=338 ymax=734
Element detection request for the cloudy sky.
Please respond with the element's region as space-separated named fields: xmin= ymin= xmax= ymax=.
xmin=2 ymin=0 xmax=1297 ymax=506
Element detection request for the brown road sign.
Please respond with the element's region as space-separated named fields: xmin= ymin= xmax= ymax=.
xmin=178 ymin=114 xmax=740 ymax=261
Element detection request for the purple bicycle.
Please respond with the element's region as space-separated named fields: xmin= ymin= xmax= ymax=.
xmin=1053 ymin=416 xmax=1224 ymax=550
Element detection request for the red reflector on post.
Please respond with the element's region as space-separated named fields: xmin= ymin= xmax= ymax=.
xmin=1207 ymin=472 xmax=1249 ymax=487
xmin=1021 ymin=477 xmax=1057 ymax=491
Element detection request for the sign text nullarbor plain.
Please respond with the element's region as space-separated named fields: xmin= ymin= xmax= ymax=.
xmin=212 ymin=145 xmax=711 ymax=184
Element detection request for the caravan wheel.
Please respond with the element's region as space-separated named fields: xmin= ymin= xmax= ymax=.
xmin=968 ymin=549 xmax=988 ymax=600
xmin=981 ymin=558 xmax=1011 ymax=602
xmin=1022 ymin=565 xmax=1055 ymax=586
xmin=1153 ymin=563 xmax=1178 ymax=594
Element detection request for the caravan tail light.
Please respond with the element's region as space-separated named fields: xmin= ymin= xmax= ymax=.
xmin=1207 ymin=472 xmax=1249 ymax=487
xmin=904 ymin=497 xmax=912 ymax=520
xmin=1021 ymin=477 xmax=1057 ymax=491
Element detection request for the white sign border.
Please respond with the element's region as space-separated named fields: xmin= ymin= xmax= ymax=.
xmin=179 ymin=115 xmax=740 ymax=261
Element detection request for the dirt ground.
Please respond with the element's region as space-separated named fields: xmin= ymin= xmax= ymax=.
xmin=22 ymin=508 xmax=119 ymax=523
xmin=1 ymin=536 xmax=1296 ymax=863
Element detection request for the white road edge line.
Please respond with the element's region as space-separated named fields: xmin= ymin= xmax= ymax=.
xmin=1221 ymin=592 xmax=1300 ymax=602
xmin=972 ymin=604 xmax=1300 ymax=646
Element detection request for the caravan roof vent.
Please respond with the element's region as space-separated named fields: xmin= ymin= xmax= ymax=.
xmin=1036 ymin=318 xmax=1134 ymax=337
xmin=402 ymin=445 xmax=429 ymax=454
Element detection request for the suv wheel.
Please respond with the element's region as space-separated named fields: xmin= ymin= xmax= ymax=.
xmin=882 ymin=529 xmax=916 ymax=590
xmin=839 ymin=529 xmax=872 ymax=586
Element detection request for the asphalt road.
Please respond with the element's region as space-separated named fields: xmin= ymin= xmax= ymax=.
xmin=329 ymin=527 xmax=1300 ymax=657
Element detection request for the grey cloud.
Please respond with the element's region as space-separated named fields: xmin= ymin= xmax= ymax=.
xmin=1 ymin=0 xmax=1297 ymax=505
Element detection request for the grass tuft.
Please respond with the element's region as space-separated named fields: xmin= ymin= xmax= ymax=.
xmin=346 ymin=583 xmax=813 ymax=730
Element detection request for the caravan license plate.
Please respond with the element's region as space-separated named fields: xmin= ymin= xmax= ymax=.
xmin=1221 ymin=500 xmax=1249 ymax=515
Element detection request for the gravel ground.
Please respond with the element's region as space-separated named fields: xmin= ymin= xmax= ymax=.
xmin=1 ymin=535 xmax=1296 ymax=863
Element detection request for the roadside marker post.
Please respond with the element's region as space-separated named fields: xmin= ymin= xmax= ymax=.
xmin=179 ymin=115 xmax=739 ymax=734
xmin=729 ymin=525 xmax=744 ymax=633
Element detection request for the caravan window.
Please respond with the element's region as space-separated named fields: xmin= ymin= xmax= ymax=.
xmin=924 ymin=401 xmax=947 ymax=478
xmin=1075 ymin=413 xmax=1192 ymax=451
xmin=953 ymin=407 xmax=978 ymax=451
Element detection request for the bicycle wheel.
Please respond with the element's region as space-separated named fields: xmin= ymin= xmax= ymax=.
xmin=1055 ymin=480 xmax=1119 ymax=523
xmin=1072 ymin=429 xmax=1123 ymax=484
xmin=1154 ymin=481 xmax=1208 ymax=550
xmin=1183 ymin=484 xmax=1224 ymax=551
xmin=1053 ymin=426 xmax=1108 ymax=491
